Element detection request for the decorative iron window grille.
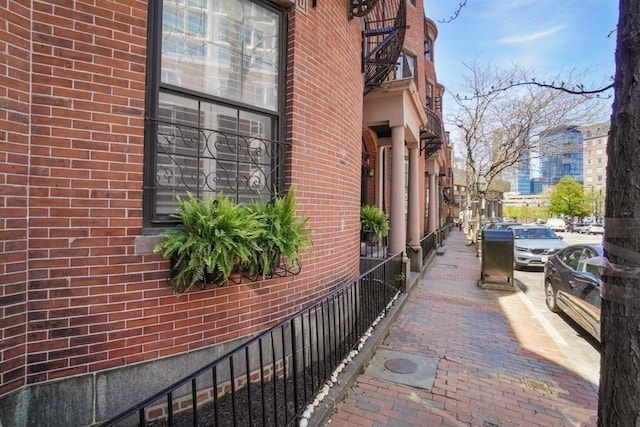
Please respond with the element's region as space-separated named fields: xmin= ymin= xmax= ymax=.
xmin=147 ymin=115 xmax=288 ymax=226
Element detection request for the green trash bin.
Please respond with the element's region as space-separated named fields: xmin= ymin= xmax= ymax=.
xmin=480 ymin=229 xmax=514 ymax=288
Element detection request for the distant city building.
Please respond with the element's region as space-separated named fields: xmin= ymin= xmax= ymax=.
xmin=579 ymin=121 xmax=609 ymax=192
xmin=531 ymin=177 xmax=551 ymax=194
xmin=579 ymin=121 xmax=609 ymax=220
xmin=502 ymin=149 xmax=532 ymax=195
xmin=539 ymin=126 xmax=584 ymax=185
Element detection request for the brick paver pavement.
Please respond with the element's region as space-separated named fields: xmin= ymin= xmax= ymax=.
xmin=325 ymin=230 xmax=599 ymax=427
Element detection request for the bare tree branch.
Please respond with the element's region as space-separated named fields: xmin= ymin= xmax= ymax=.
xmin=456 ymin=80 xmax=614 ymax=100
xmin=437 ymin=1 xmax=468 ymax=24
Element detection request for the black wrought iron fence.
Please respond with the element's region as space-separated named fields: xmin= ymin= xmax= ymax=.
xmin=99 ymin=253 xmax=403 ymax=427
xmin=420 ymin=231 xmax=437 ymax=264
xmin=419 ymin=224 xmax=452 ymax=263
xmin=360 ymin=233 xmax=388 ymax=258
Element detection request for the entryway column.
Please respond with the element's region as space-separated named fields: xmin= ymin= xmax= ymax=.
xmin=407 ymin=144 xmax=422 ymax=271
xmin=389 ymin=126 xmax=406 ymax=255
xmin=428 ymin=170 xmax=438 ymax=233
xmin=376 ymin=147 xmax=385 ymax=211
xmin=407 ymin=145 xmax=420 ymax=246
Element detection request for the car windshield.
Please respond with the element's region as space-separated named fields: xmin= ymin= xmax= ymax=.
xmin=513 ymin=228 xmax=558 ymax=240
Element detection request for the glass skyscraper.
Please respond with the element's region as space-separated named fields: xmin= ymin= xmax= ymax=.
xmin=539 ymin=126 xmax=584 ymax=185
xmin=503 ymin=150 xmax=532 ymax=194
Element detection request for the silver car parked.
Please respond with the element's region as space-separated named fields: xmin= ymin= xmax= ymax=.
xmin=510 ymin=225 xmax=568 ymax=270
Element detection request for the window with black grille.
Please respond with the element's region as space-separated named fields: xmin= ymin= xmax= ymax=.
xmin=144 ymin=0 xmax=287 ymax=227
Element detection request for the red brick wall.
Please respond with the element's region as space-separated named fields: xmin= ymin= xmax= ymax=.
xmin=23 ymin=0 xmax=149 ymax=387
xmin=0 ymin=0 xmax=30 ymax=397
xmin=405 ymin=1 xmax=428 ymax=106
xmin=1 ymin=0 xmax=364 ymax=397
xmin=404 ymin=2 xmax=430 ymax=234
xmin=284 ymin=3 xmax=364 ymax=293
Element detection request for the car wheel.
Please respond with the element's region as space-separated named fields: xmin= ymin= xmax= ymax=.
xmin=545 ymin=280 xmax=560 ymax=313
xmin=513 ymin=261 xmax=520 ymax=271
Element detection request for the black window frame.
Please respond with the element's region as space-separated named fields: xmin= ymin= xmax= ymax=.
xmin=143 ymin=1 xmax=289 ymax=229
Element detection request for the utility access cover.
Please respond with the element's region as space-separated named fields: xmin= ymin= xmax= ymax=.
xmin=365 ymin=349 xmax=438 ymax=390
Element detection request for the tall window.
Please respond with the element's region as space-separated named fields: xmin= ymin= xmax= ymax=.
xmin=395 ymin=51 xmax=416 ymax=81
xmin=426 ymin=83 xmax=433 ymax=110
xmin=145 ymin=0 xmax=286 ymax=227
xmin=424 ymin=38 xmax=433 ymax=62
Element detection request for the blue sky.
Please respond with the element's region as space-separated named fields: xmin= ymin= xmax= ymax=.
xmin=425 ymin=0 xmax=618 ymax=102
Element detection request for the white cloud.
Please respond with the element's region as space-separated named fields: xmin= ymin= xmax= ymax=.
xmin=498 ymin=25 xmax=567 ymax=45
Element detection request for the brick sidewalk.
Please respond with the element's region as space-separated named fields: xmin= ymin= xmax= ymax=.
xmin=324 ymin=230 xmax=598 ymax=427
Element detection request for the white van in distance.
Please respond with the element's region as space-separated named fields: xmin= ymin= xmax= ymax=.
xmin=546 ymin=218 xmax=566 ymax=232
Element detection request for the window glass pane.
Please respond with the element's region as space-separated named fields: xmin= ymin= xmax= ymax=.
xmin=161 ymin=0 xmax=280 ymax=111
xmin=155 ymin=93 xmax=201 ymax=216
xmin=239 ymin=111 xmax=275 ymax=203
xmin=395 ymin=52 xmax=416 ymax=80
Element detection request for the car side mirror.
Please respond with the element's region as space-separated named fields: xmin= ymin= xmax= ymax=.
xmin=579 ymin=271 xmax=599 ymax=282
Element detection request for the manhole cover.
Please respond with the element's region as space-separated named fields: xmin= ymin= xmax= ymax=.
xmin=384 ymin=358 xmax=418 ymax=374
xmin=433 ymin=264 xmax=457 ymax=269
xmin=521 ymin=377 xmax=555 ymax=396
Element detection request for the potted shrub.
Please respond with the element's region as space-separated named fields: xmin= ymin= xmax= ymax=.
xmin=248 ymin=186 xmax=311 ymax=278
xmin=153 ymin=193 xmax=261 ymax=293
xmin=360 ymin=205 xmax=389 ymax=244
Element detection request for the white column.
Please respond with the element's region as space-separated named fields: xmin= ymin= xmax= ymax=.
xmin=389 ymin=126 xmax=406 ymax=255
xmin=429 ymin=172 xmax=438 ymax=233
xmin=376 ymin=147 xmax=385 ymax=211
xmin=407 ymin=145 xmax=420 ymax=247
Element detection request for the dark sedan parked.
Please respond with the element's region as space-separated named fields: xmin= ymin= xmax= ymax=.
xmin=543 ymin=243 xmax=603 ymax=342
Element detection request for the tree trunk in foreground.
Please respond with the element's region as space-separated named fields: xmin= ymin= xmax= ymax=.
xmin=598 ymin=0 xmax=640 ymax=425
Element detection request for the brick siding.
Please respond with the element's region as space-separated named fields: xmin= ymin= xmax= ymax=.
xmin=1 ymin=0 xmax=364 ymax=399
xmin=1 ymin=0 xmax=31 ymax=397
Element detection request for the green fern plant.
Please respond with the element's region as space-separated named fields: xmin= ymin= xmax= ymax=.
xmin=248 ymin=187 xmax=311 ymax=278
xmin=360 ymin=205 xmax=389 ymax=243
xmin=154 ymin=193 xmax=261 ymax=293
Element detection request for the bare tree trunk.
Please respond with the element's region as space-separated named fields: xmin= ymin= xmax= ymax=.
xmin=598 ymin=1 xmax=640 ymax=425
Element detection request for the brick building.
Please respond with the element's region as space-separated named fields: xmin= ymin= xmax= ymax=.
xmin=0 ymin=0 xmax=451 ymax=424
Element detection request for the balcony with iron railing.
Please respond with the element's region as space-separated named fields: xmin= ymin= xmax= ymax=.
xmin=355 ymin=0 xmax=407 ymax=94
xmin=420 ymin=107 xmax=444 ymax=158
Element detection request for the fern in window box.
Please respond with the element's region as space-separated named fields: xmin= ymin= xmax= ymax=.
xmin=247 ymin=186 xmax=311 ymax=278
xmin=154 ymin=193 xmax=261 ymax=293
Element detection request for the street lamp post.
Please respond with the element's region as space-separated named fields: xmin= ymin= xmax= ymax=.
xmin=478 ymin=175 xmax=487 ymax=219
xmin=476 ymin=175 xmax=487 ymax=257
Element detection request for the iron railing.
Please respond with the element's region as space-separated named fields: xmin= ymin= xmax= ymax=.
xmin=360 ymin=224 xmax=453 ymax=264
xmin=99 ymin=253 xmax=403 ymax=427
xmin=419 ymin=108 xmax=443 ymax=158
xmin=420 ymin=231 xmax=437 ymax=264
xmin=419 ymin=224 xmax=453 ymax=264
xmin=360 ymin=233 xmax=388 ymax=258
xmin=361 ymin=0 xmax=407 ymax=93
